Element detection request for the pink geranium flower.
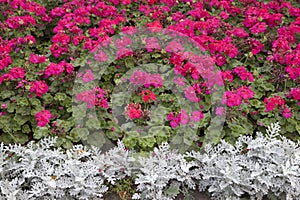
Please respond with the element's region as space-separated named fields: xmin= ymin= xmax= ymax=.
xmin=30 ymin=80 xmax=49 ymax=97
xmin=36 ymin=110 xmax=52 ymax=127
xmin=126 ymin=103 xmax=142 ymax=119
xmin=190 ymin=110 xmax=204 ymax=122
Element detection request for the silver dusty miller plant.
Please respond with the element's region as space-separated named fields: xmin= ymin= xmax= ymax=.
xmin=186 ymin=122 xmax=300 ymax=200
xmin=0 ymin=122 xmax=299 ymax=200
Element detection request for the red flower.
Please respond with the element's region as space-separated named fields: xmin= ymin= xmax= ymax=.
xmin=9 ymin=67 xmax=24 ymax=79
xmin=222 ymin=91 xmax=242 ymax=107
xmin=30 ymin=80 xmax=49 ymax=97
xmin=264 ymin=96 xmax=285 ymax=112
xmin=29 ymin=53 xmax=46 ymax=64
xmin=190 ymin=110 xmax=204 ymax=122
xmin=36 ymin=110 xmax=52 ymax=127
xmin=44 ymin=63 xmax=64 ymax=78
xmin=126 ymin=103 xmax=142 ymax=119
xmin=146 ymin=21 xmax=163 ymax=33
xmin=82 ymin=69 xmax=94 ymax=83
xmin=139 ymin=90 xmax=156 ymax=103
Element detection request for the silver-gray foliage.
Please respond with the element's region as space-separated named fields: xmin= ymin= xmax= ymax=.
xmin=0 ymin=122 xmax=299 ymax=200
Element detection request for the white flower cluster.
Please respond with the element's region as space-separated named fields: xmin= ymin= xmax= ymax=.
xmin=0 ymin=122 xmax=299 ymax=200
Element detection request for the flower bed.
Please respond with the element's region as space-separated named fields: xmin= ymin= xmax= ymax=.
xmin=0 ymin=0 xmax=299 ymax=151
xmin=0 ymin=0 xmax=300 ymax=199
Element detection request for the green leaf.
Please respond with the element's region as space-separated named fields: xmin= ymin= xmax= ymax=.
xmin=55 ymin=119 xmax=74 ymax=132
xmin=30 ymin=98 xmax=41 ymax=107
xmin=121 ymin=122 xmax=135 ymax=131
xmin=151 ymin=53 xmax=161 ymax=58
xmin=72 ymin=104 xmax=87 ymax=119
xmin=183 ymin=126 xmax=198 ymax=143
xmin=198 ymin=113 xmax=211 ymax=128
xmin=261 ymin=83 xmax=275 ymax=91
xmin=229 ymin=60 xmax=244 ymax=69
xmin=62 ymin=139 xmax=73 ymax=149
xmin=0 ymin=90 xmax=15 ymax=99
xmin=228 ymin=123 xmax=247 ymax=137
xmin=14 ymin=114 xmax=29 ymax=125
xmin=16 ymin=97 xmax=29 ymax=106
xmin=257 ymin=118 xmax=277 ymax=127
xmin=22 ymin=124 xmax=31 ymax=134
xmin=12 ymin=132 xmax=28 ymax=144
xmin=0 ymin=133 xmax=14 ymax=144
xmin=149 ymin=105 xmax=170 ymax=124
xmin=124 ymin=56 xmax=134 ymax=68
xmin=86 ymin=118 xmax=101 ymax=129
xmin=16 ymin=106 xmax=31 ymax=115
xmin=170 ymin=134 xmax=183 ymax=145
xmin=69 ymin=128 xmax=89 ymax=142
xmin=149 ymin=126 xmax=170 ymax=137
xmin=123 ymin=135 xmax=138 ymax=148
xmin=296 ymin=124 xmax=300 ymax=135
xmin=7 ymin=103 xmax=15 ymax=113
xmin=86 ymin=132 xmax=106 ymax=148
xmin=34 ymin=126 xmax=49 ymax=140
xmin=249 ymin=99 xmax=265 ymax=109
xmin=41 ymin=93 xmax=53 ymax=104
xmin=54 ymin=93 xmax=68 ymax=102
xmin=144 ymin=63 xmax=158 ymax=72
xmin=138 ymin=136 xmax=156 ymax=148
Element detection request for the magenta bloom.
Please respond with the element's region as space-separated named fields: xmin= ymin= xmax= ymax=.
xmin=174 ymin=77 xmax=186 ymax=86
xmin=190 ymin=110 xmax=204 ymax=122
xmin=289 ymin=88 xmax=300 ymax=101
xmin=167 ymin=112 xmax=174 ymax=121
xmin=222 ymin=91 xmax=242 ymax=107
xmin=264 ymin=96 xmax=285 ymax=112
xmin=185 ymin=86 xmax=200 ymax=103
xmin=36 ymin=110 xmax=52 ymax=127
xmin=145 ymin=37 xmax=160 ymax=52
xmin=170 ymin=120 xmax=179 ymax=128
xmin=236 ymin=86 xmax=254 ymax=101
xmin=216 ymin=107 xmax=224 ymax=116
xmin=126 ymin=103 xmax=142 ymax=119
xmin=44 ymin=63 xmax=64 ymax=78
xmin=30 ymin=80 xmax=49 ymax=97
xmin=166 ymin=40 xmax=183 ymax=53
xmin=76 ymin=90 xmax=96 ymax=108
xmin=179 ymin=110 xmax=189 ymax=124
xmin=282 ymin=108 xmax=292 ymax=119
xmin=82 ymin=69 xmax=95 ymax=83
xmin=29 ymin=53 xmax=46 ymax=64
xmin=9 ymin=67 xmax=24 ymax=79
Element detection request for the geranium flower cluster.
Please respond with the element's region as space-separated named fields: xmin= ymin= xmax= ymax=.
xmin=167 ymin=109 xmax=203 ymax=129
xmin=232 ymin=66 xmax=254 ymax=82
xmin=222 ymin=86 xmax=254 ymax=107
xmin=264 ymin=95 xmax=292 ymax=118
xmin=129 ymin=70 xmax=163 ymax=88
xmin=76 ymin=87 xmax=108 ymax=109
xmin=44 ymin=61 xmax=74 ymax=78
xmin=29 ymin=53 xmax=46 ymax=64
xmin=0 ymin=43 xmax=12 ymax=71
xmin=0 ymin=67 xmax=24 ymax=84
xmin=29 ymin=80 xmax=49 ymax=97
xmin=170 ymin=53 xmax=203 ymax=80
xmin=139 ymin=89 xmax=156 ymax=103
xmin=35 ymin=110 xmax=52 ymax=127
xmin=289 ymin=88 xmax=300 ymax=105
xmin=6 ymin=15 xmax=36 ymax=29
xmin=126 ymin=103 xmax=143 ymax=119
